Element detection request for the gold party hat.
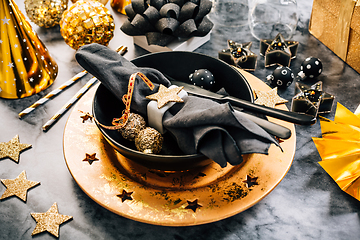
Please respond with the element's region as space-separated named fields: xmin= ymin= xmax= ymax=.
xmin=313 ymin=103 xmax=360 ymax=201
xmin=0 ymin=0 xmax=58 ymax=99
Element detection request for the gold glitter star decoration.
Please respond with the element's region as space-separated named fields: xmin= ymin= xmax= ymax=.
xmin=0 ymin=170 xmax=40 ymax=202
xmin=31 ymin=202 xmax=73 ymax=237
xmin=82 ymin=153 xmax=99 ymax=165
xmin=254 ymin=87 xmax=288 ymax=108
xmin=146 ymin=84 xmax=184 ymax=109
xmin=0 ymin=135 xmax=32 ymax=163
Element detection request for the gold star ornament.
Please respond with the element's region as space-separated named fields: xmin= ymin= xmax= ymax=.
xmin=146 ymin=84 xmax=184 ymax=109
xmin=0 ymin=135 xmax=32 ymax=163
xmin=254 ymin=87 xmax=288 ymax=108
xmin=31 ymin=202 xmax=73 ymax=237
xmin=0 ymin=170 xmax=40 ymax=202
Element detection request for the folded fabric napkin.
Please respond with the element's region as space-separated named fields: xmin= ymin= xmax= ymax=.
xmin=75 ymin=43 xmax=279 ymax=167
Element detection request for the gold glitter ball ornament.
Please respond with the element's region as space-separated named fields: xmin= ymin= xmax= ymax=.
xmin=118 ymin=113 xmax=146 ymax=141
xmin=135 ymin=127 xmax=163 ymax=154
xmin=25 ymin=0 xmax=68 ymax=28
xmin=59 ymin=0 xmax=115 ymax=50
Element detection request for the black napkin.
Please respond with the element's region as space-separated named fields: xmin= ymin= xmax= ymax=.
xmin=75 ymin=43 xmax=279 ymax=167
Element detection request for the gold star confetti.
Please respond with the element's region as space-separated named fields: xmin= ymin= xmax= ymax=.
xmin=31 ymin=202 xmax=73 ymax=237
xmin=0 ymin=135 xmax=32 ymax=163
xmin=79 ymin=110 xmax=93 ymax=123
xmin=80 ymin=113 xmax=93 ymax=123
xmin=185 ymin=199 xmax=202 ymax=212
xmin=254 ymin=87 xmax=288 ymax=108
xmin=242 ymin=175 xmax=259 ymax=188
xmin=146 ymin=84 xmax=184 ymax=109
xmin=82 ymin=153 xmax=99 ymax=165
xmin=0 ymin=170 xmax=40 ymax=202
xmin=117 ymin=189 xmax=133 ymax=202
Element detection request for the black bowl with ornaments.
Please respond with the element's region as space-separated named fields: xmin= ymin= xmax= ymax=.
xmin=93 ymin=51 xmax=254 ymax=171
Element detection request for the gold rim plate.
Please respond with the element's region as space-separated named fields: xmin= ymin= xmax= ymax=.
xmin=63 ymin=70 xmax=296 ymax=226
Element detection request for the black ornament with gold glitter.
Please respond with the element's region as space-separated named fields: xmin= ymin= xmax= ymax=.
xmin=135 ymin=127 xmax=163 ymax=154
xmin=118 ymin=113 xmax=146 ymax=141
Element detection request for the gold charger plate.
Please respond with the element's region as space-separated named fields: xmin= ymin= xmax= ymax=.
xmin=63 ymin=69 xmax=296 ymax=226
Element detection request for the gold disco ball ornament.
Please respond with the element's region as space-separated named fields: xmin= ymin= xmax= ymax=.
xmin=25 ymin=0 xmax=68 ymax=28
xmin=60 ymin=0 xmax=115 ymax=50
xmin=0 ymin=0 xmax=58 ymax=99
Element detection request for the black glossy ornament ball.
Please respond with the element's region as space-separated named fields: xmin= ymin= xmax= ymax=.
xmin=267 ymin=66 xmax=294 ymax=89
xmin=299 ymin=57 xmax=323 ymax=79
xmin=189 ymin=69 xmax=215 ymax=90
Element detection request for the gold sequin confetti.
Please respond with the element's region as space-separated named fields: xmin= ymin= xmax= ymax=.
xmin=31 ymin=202 xmax=73 ymax=237
xmin=146 ymin=84 xmax=184 ymax=109
xmin=0 ymin=135 xmax=32 ymax=163
xmin=0 ymin=170 xmax=40 ymax=202
xmin=254 ymin=87 xmax=288 ymax=108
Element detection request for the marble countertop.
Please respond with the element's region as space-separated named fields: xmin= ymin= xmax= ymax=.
xmin=1 ymin=0 xmax=360 ymax=239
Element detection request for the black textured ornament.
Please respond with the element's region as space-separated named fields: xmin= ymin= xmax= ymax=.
xmin=267 ymin=66 xmax=294 ymax=89
xmin=188 ymin=69 xmax=215 ymax=90
xmin=298 ymin=57 xmax=323 ymax=79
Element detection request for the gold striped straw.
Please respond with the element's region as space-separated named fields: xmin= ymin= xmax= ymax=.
xmin=42 ymin=45 xmax=128 ymax=132
xmin=18 ymin=70 xmax=88 ymax=118
xmin=42 ymin=77 xmax=98 ymax=131
xmin=19 ymin=45 xmax=128 ymax=119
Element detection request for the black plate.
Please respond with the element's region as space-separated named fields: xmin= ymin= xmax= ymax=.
xmin=93 ymin=51 xmax=254 ymax=170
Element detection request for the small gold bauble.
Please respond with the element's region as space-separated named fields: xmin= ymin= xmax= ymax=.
xmin=110 ymin=0 xmax=131 ymax=15
xmin=135 ymin=127 xmax=163 ymax=154
xmin=118 ymin=113 xmax=146 ymax=141
xmin=59 ymin=0 xmax=115 ymax=50
xmin=25 ymin=0 xmax=68 ymax=28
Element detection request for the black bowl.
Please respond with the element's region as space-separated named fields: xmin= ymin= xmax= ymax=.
xmin=93 ymin=51 xmax=254 ymax=171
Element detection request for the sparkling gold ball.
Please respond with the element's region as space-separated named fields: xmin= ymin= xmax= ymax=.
xmin=59 ymin=0 xmax=115 ymax=50
xmin=135 ymin=127 xmax=163 ymax=154
xmin=118 ymin=113 xmax=146 ymax=141
xmin=25 ymin=0 xmax=68 ymax=28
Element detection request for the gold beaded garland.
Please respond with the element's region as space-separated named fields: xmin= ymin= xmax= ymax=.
xmin=59 ymin=0 xmax=115 ymax=50
xmin=25 ymin=0 xmax=68 ymax=28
